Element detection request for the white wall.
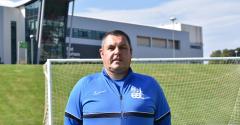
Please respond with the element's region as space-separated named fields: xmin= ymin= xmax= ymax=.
xmin=181 ymin=24 xmax=202 ymax=44
xmin=160 ymin=23 xmax=203 ymax=44
xmin=0 ymin=7 xmax=4 ymax=63
xmin=17 ymin=6 xmax=26 ymax=63
xmin=1 ymin=6 xmax=25 ymax=64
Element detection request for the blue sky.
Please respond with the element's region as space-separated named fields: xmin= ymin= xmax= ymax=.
xmin=71 ymin=0 xmax=240 ymax=57
xmin=74 ymin=0 xmax=168 ymax=11
xmin=4 ymin=0 xmax=240 ymax=57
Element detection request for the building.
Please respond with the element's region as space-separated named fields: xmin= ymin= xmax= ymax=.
xmin=0 ymin=0 xmax=70 ymax=64
xmin=0 ymin=5 xmax=26 ymax=64
xmin=66 ymin=16 xmax=203 ymax=59
xmin=0 ymin=0 xmax=203 ymax=64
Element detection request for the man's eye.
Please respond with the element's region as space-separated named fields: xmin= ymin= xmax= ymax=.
xmin=108 ymin=47 xmax=114 ymax=50
xmin=120 ymin=46 xmax=128 ymax=49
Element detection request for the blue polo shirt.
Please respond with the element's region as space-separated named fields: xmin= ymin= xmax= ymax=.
xmin=64 ymin=68 xmax=171 ymax=125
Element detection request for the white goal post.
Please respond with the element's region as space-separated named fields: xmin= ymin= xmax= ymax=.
xmin=43 ymin=57 xmax=240 ymax=125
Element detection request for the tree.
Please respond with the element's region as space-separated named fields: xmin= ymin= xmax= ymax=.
xmin=210 ymin=47 xmax=240 ymax=64
xmin=235 ymin=47 xmax=240 ymax=57
xmin=222 ymin=49 xmax=231 ymax=57
xmin=210 ymin=50 xmax=222 ymax=57
xmin=210 ymin=47 xmax=240 ymax=57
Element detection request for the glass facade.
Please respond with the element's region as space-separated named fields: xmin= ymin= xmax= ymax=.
xmin=67 ymin=28 xmax=106 ymax=40
xmin=25 ymin=0 xmax=70 ymax=64
xmin=40 ymin=0 xmax=69 ymax=63
xmin=25 ymin=0 xmax=40 ymax=64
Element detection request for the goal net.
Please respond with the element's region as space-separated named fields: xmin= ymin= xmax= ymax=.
xmin=43 ymin=57 xmax=240 ymax=125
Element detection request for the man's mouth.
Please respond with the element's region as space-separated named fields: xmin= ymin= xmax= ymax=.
xmin=112 ymin=59 xmax=121 ymax=63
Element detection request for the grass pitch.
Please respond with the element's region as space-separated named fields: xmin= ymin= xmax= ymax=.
xmin=50 ymin=63 xmax=240 ymax=125
xmin=0 ymin=63 xmax=239 ymax=125
xmin=0 ymin=65 xmax=44 ymax=125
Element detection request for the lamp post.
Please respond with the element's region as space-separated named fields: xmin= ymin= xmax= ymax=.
xmin=30 ymin=34 xmax=34 ymax=64
xmin=235 ymin=50 xmax=238 ymax=57
xmin=170 ymin=16 xmax=176 ymax=58
xmin=67 ymin=0 xmax=75 ymax=58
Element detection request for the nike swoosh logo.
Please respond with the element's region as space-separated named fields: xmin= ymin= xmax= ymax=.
xmin=93 ymin=90 xmax=106 ymax=95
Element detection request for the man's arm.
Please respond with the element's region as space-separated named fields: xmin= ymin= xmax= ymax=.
xmin=154 ymin=112 xmax=171 ymax=125
xmin=153 ymin=78 xmax=171 ymax=125
xmin=64 ymin=79 xmax=84 ymax=125
xmin=64 ymin=112 xmax=83 ymax=125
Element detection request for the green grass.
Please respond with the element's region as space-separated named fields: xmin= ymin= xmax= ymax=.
xmin=51 ymin=63 xmax=240 ymax=125
xmin=0 ymin=65 xmax=44 ymax=125
xmin=133 ymin=64 xmax=240 ymax=124
xmin=0 ymin=64 xmax=240 ymax=125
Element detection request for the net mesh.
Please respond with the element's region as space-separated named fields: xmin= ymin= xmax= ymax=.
xmin=43 ymin=58 xmax=240 ymax=125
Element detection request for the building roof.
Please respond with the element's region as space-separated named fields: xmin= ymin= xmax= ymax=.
xmin=0 ymin=0 xmax=32 ymax=7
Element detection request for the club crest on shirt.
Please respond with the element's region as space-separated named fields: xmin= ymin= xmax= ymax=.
xmin=130 ymin=87 xmax=144 ymax=99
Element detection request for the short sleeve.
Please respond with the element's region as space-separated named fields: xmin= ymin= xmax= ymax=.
xmin=64 ymin=79 xmax=84 ymax=125
xmin=154 ymin=81 xmax=171 ymax=123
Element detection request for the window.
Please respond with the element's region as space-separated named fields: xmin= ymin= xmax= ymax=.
xmin=168 ymin=40 xmax=174 ymax=49
xmin=79 ymin=29 xmax=89 ymax=38
xmin=175 ymin=40 xmax=180 ymax=50
xmin=69 ymin=28 xmax=106 ymax=40
xmin=90 ymin=30 xmax=97 ymax=39
xmin=190 ymin=45 xmax=201 ymax=49
xmin=97 ymin=31 xmax=106 ymax=40
xmin=168 ymin=40 xmax=180 ymax=49
xmin=72 ymin=28 xmax=79 ymax=38
xmin=152 ymin=38 xmax=167 ymax=48
xmin=137 ymin=36 xmax=151 ymax=47
xmin=11 ymin=21 xmax=17 ymax=64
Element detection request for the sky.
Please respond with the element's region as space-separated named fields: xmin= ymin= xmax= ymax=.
xmin=71 ymin=0 xmax=240 ymax=57
xmin=4 ymin=0 xmax=240 ymax=57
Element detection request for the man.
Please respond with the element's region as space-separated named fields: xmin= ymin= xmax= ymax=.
xmin=64 ymin=30 xmax=171 ymax=125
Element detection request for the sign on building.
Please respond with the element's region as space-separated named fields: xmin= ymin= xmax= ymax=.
xmin=19 ymin=41 xmax=28 ymax=48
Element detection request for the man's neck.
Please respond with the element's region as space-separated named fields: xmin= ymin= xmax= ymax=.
xmin=106 ymin=69 xmax=129 ymax=80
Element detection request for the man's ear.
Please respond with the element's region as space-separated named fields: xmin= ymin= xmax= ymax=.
xmin=99 ymin=48 xmax=103 ymax=58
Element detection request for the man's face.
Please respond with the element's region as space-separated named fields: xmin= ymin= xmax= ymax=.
xmin=100 ymin=34 xmax=132 ymax=74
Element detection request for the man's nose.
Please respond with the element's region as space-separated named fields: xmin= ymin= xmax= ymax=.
xmin=114 ymin=47 xmax=120 ymax=54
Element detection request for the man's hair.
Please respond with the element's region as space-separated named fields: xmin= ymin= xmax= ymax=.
xmin=102 ymin=30 xmax=132 ymax=52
